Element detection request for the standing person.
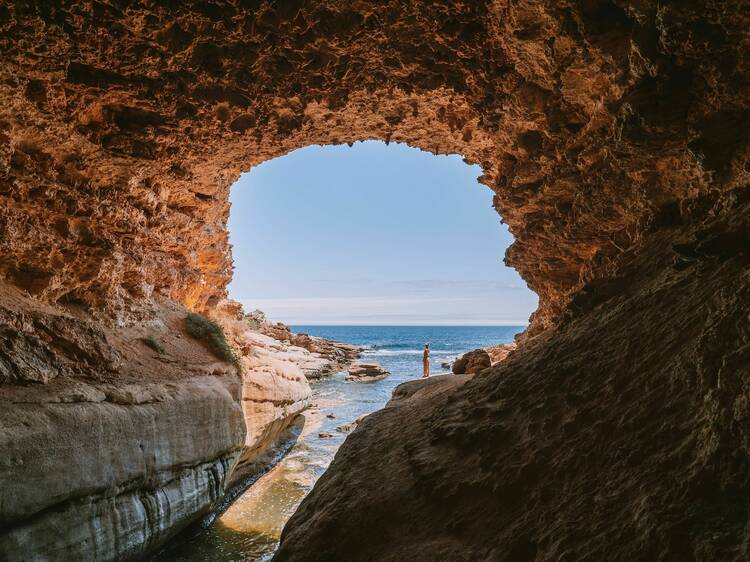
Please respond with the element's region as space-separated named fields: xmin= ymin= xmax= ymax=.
xmin=422 ymin=343 xmax=430 ymax=378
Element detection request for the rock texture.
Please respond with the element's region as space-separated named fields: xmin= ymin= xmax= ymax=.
xmin=277 ymin=200 xmax=750 ymax=561
xmin=242 ymin=330 xmax=339 ymax=381
xmin=0 ymin=376 xmax=243 ymax=561
xmin=0 ymin=1 xmax=748 ymax=561
xmin=452 ymin=348 xmax=492 ymax=375
xmin=485 ymin=342 xmax=517 ymax=364
xmin=252 ymin=312 xmax=362 ymax=370
xmin=346 ymin=361 xmax=390 ymax=382
xmin=3 ymin=0 xmax=747 ymax=336
xmin=0 ymin=285 xmax=246 ymax=560
xmin=0 ymin=287 xmax=313 ymax=561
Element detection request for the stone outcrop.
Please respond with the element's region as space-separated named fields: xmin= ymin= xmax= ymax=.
xmin=485 ymin=342 xmax=517 ymax=364
xmin=452 ymin=348 xmax=492 ymax=375
xmin=242 ymin=330 xmax=339 ymax=381
xmin=0 ymin=286 xmax=244 ymax=560
xmin=249 ymin=311 xmax=361 ymax=373
xmin=0 ymin=287 xmax=312 ymax=561
xmin=4 ymin=1 xmax=747 ymax=337
xmin=289 ymin=332 xmax=361 ymax=366
xmin=442 ymin=342 xmax=516 ymax=371
xmin=0 ymin=1 xmax=748 ymax=561
xmin=1 ymin=375 xmax=244 ymax=561
xmin=346 ymin=361 xmax=390 ymax=382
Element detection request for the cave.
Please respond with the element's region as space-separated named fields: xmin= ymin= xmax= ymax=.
xmin=1 ymin=1 xmax=749 ymax=561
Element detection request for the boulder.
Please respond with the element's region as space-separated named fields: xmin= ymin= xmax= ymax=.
xmin=485 ymin=342 xmax=517 ymax=364
xmin=451 ymin=348 xmax=491 ymax=375
xmin=346 ymin=361 xmax=390 ymax=382
xmin=335 ymin=414 xmax=369 ymax=434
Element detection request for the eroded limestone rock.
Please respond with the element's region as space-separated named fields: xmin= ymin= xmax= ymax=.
xmin=0 ymin=287 xmax=311 ymax=561
xmin=346 ymin=361 xmax=391 ymax=382
xmin=0 ymin=1 xmax=748 ymax=561
xmin=451 ymin=348 xmax=492 ymax=374
xmin=3 ymin=1 xmax=746 ymax=336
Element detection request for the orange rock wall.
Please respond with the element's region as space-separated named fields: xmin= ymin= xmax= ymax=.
xmin=2 ymin=1 xmax=747 ymax=333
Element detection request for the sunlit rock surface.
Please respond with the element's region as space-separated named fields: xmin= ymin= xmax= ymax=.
xmin=451 ymin=348 xmax=492 ymax=374
xmin=0 ymin=0 xmax=748 ymax=560
xmin=346 ymin=361 xmax=390 ymax=382
xmin=4 ymin=1 xmax=746 ymax=334
xmin=248 ymin=311 xmax=362 ymax=377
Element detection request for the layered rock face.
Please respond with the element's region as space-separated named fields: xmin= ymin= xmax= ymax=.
xmin=0 ymin=288 xmax=312 ymax=560
xmin=0 ymin=286 xmax=247 ymax=560
xmin=0 ymin=1 xmax=748 ymax=561
xmin=212 ymin=302 xmax=313 ymax=480
xmin=247 ymin=310 xmax=362 ymax=377
xmin=346 ymin=361 xmax=390 ymax=382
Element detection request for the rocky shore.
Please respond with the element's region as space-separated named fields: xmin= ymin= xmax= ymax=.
xmin=346 ymin=361 xmax=390 ymax=382
xmin=443 ymin=342 xmax=517 ymax=374
xmin=246 ymin=310 xmax=362 ymax=379
xmin=0 ymin=290 xmax=358 ymax=561
xmin=2 ymin=1 xmax=748 ymax=561
xmin=204 ymin=302 xmax=362 ymax=480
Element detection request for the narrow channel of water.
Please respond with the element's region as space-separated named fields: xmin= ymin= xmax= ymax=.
xmin=156 ymin=325 xmax=523 ymax=561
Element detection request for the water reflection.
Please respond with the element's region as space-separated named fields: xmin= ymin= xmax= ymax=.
xmin=156 ymin=374 xmax=372 ymax=562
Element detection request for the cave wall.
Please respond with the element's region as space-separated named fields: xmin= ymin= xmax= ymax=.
xmin=2 ymin=0 xmax=747 ymax=333
xmin=277 ymin=195 xmax=750 ymax=561
xmin=0 ymin=1 xmax=749 ymax=561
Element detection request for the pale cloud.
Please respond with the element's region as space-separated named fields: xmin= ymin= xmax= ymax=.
xmin=238 ymin=295 xmax=470 ymax=310
xmin=236 ymin=295 xmax=532 ymax=325
xmin=388 ymin=279 xmax=528 ymax=292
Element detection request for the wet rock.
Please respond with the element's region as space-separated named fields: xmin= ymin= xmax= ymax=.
xmin=346 ymin=361 xmax=390 ymax=382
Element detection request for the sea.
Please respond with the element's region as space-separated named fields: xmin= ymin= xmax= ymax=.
xmin=154 ymin=325 xmax=524 ymax=562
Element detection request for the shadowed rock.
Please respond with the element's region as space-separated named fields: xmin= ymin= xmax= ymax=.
xmin=0 ymin=1 xmax=748 ymax=560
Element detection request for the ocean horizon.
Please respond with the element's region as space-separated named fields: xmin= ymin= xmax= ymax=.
xmin=290 ymin=324 xmax=523 ymax=369
xmin=158 ymin=323 xmax=523 ymax=561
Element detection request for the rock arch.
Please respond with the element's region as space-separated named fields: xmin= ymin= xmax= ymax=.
xmin=5 ymin=1 xmax=744 ymax=332
xmin=1 ymin=1 xmax=749 ymax=560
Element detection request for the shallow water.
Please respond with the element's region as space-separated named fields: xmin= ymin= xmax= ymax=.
xmin=156 ymin=325 xmax=523 ymax=561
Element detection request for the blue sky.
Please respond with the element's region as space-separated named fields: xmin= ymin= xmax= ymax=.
xmin=227 ymin=141 xmax=537 ymax=325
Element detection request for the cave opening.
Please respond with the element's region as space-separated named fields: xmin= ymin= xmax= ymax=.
xmin=227 ymin=140 xmax=538 ymax=326
xmin=2 ymin=1 xmax=748 ymax=560
xmin=154 ymin=139 xmax=539 ymax=560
